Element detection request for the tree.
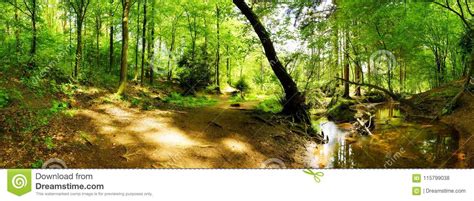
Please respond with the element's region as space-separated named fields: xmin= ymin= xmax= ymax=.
xmin=140 ymin=0 xmax=147 ymax=85
xmin=215 ymin=4 xmax=221 ymax=92
xmin=69 ymin=0 xmax=91 ymax=78
xmin=233 ymin=0 xmax=313 ymax=127
xmin=7 ymin=0 xmax=38 ymax=66
xmin=108 ymin=0 xmax=115 ymax=73
xmin=117 ymin=0 xmax=131 ymax=95
xmin=147 ymin=0 xmax=156 ymax=84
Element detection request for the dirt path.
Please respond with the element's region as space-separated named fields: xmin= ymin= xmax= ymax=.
xmin=55 ymin=91 xmax=309 ymax=168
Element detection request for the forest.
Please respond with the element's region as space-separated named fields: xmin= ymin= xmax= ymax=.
xmin=0 ymin=0 xmax=473 ymax=168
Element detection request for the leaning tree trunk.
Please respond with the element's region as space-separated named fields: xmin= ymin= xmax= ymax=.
xmin=233 ymin=0 xmax=312 ymax=125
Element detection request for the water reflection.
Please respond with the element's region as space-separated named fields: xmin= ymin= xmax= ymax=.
xmin=308 ymin=104 xmax=461 ymax=168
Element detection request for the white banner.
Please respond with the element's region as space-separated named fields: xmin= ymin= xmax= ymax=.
xmin=1 ymin=169 xmax=472 ymax=201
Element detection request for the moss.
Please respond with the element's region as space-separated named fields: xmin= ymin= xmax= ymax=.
xmin=327 ymin=97 xmax=356 ymax=122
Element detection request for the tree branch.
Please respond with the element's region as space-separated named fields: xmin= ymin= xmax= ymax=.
xmin=433 ymin=1 xmax=472 ymax=29
xmin=465 ymin=0 xmax=473 ymax=17
xmin=335 ymin=77 xmax=416 ymax=108
xmin=6 ymin=0 xmax=32 ymax=17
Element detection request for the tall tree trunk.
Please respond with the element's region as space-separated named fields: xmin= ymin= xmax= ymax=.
xmin=226 ymin=44 xmax=231 ymax=85
xmin=14 ymin=0 xmax=20 ymax=59
xmin=233 ymin=0 xmax=312 ymax=127
xmin=215 ymin=4 xmax=221 ymax=92
xmin=140 ymin=0 xmax=147 ymax=85
xmin=117 ymin=0 xmax=131 ymax=95
xmin=343 ymin=29 xmax=350 ymax=98
xmin=134 ymin=0 xmax=141 ymax=80
xmin=30 ymin=0 xmax=37 ymax=65
xmin=109 ymin=0 xmax=114 ymax=73
xmin=354 ymin=60 xmax=361 ymax=96
xmin=74 ymin=19 xmax=83 ymax=78
xmin=167 ymin=16 xmax=178 ymax=81
xmin=148 ymin=0 xmax=156 ymax=84
xmin=96 ymin=14 xmax=101 ymax=69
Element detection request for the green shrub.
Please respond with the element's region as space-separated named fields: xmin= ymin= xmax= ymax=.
xmin=0 ymin=89 xmax=9 ymax=108
xmin=255 ymin=98 xmax=283 ymax=114
xmin=177 ymin=48 xmax=214 ymax=94
xmin=163 ymin=92 xmax=217 ymax=108
xmin=234 ymin=77 xmax=250 ymax=97
xmin=31 ymin=159 xmax=44 ymax=168
xmin=50 ymin=100 xmax=69 ymax=113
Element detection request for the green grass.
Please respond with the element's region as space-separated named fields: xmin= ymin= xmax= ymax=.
xmin=255 ymin=98 xmax=283 ymax=114
xmin=163 ymin=92 xmax=217 ymax=108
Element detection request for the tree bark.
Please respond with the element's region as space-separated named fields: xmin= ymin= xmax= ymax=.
xmin=148 ymin=0 xmax=156 ymax=84
xmin=140 ymin=0 xmax=147 ymax=85
xmin=134 ymin=0 xmax=141 ymax=80
xmin=74 ymin=19 xmax=83 ymax=78
xmin=14 ymin=0 xmax=20 ymax=59
xmin=343 ymin=29 xmax=350 ymax=98
xmin=233 ymin=0 xmax=312 ymax=126
xmin=109 ymin=0 xmax=114 ymax=73
xmin=215 ymin=4 xmax=221 ymax=93
xmin=117 ymin=0 xmax=131 ymax=95
xmin=31 ymin=0 xmax=37 ymax=58
xmin=167 ymin=15 xmax=179 ymax=81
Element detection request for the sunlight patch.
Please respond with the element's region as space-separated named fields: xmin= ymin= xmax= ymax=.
xmin=128 ymin=118 xmax=163 ymax=132
xmin=146 ymin=130 xmax=197 ymax=148
xmin=222 ymin=138 xmax=250 ymax=153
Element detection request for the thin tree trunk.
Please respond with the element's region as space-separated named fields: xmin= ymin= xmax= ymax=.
xmin=215 ymin=4 xmax=221 ymax=93
xmin=109 ymin=0 xmax=114 ymax=73
xmin=30 ymin=0 xmax=37 ymax=66
xmin=167 ymin=15 xmax=178 ymax=81
xmin=343 ymin=29 xmax=350 ymax=98
xmin=96 ymin=14 xmax=101 ymax=69
xmin=134 ymin=0 xmax=141 ymax=80
xmin=140 ymin=0 xmax=147 ymax=85
xmin=148 ymin=0 xmax=156 ymax=84
xmin=14 ymin=0 xmax=20 ymax=59
xmin=117 ymin=0 xmax=131 ymax=95
xmin=74 ymin=20 xmax=83 ymax=78
xmin=226 ymin=44 xmax=231 ymax=85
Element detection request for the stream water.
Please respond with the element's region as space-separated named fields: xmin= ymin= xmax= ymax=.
xmin=307 ymin=103 xmax=462 ymax=168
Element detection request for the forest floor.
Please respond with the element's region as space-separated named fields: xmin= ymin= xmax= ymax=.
xmin=2 ymin=72 xmax=474 ymax=168
xmin=1 ymin=79 xmax=312 ymax=168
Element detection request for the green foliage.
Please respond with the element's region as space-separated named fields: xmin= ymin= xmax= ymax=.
xmin=163 ymin=92 xmax=217 ymax=108
xmin=31 ymin=159 xmax=44 ymax=168
xmin=235 ymin=77 xmax=250 ymax=94
xmin=50 ymin=101 xmax=69 ymax=113
xmin=177 ymin=49 xmax=214 ymax=94
xmin=44 ymin=136 xmax=55 ymax=150
xmin=0 ymin=89 xmax=9 ymax=108
xmin=327 ymin=97 xmax=357 ymax=123
xmin=255 ymin=98 xmax=283 ymax=114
